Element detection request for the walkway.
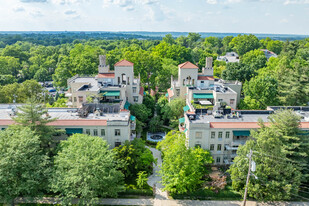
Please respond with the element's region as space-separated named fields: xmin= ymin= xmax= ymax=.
xmin=146 ymin=147 xmax=169 ymax=200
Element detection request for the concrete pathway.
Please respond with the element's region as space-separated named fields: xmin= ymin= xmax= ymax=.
xmin=146 ymin=147 xmax=169 ymax=200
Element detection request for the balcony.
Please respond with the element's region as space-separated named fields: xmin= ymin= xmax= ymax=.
xmin=225 ymin=145 xmax=238 ymax=151
xmin=131 ymin=122 xmax=136 ymax=130
xmin=231 ymin=140 xmax=246 ymax=146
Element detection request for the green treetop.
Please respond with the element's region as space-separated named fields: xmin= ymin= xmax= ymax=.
xmin=51 ymin=134 xmax=124 ymax=205
xmin=0 ymin=127 xmax=50 ymax=206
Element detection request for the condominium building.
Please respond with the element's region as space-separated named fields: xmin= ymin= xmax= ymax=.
xmin=167 ymin=57 xmax=242 ymax=110
xmin=66 ymin=55 xmax=144 ymax=108
xmin=0 ymin=103 xmax=136 ymax=148
xmin=181 ymin=106 xmax=309 ymax=165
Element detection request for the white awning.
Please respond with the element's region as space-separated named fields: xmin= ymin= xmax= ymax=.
xmin=65 ymin=93 xmax=72 ymax=97
xmin=199 ymin=100 xmax=212 ymax=105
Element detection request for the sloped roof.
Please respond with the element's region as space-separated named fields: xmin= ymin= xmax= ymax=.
xmin=97 ymin=73 xmax=115 ymax=78
xmin=198 ymin=76 xmax=215 ymax=81
xmin=178 ymin=61 xmax=199 ymax=69
xmin=139 ymin=87 xmax=144 ymax=96
xmin=114 ymin=59 xmax=134 ymax=67
xmin=167 ymin=88 xmax=174 ymax=98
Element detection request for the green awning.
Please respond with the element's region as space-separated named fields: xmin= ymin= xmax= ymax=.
xmin=179 ymin=117 xmax=185 ymax=123
xmin=65 ymin=128 xmax=83 ymax=134
xmin=165 ymin=93 xmax=169 ymax=97
xmin=233 ymin=130 xmax=250 ymax=136
xmin=183 ymin=105 xmax=190 ymax=112
xmin=193 ymin=93 xmax=214 ymax=99
xmin=184 ymin=128 xmax=188 ymax=132
xmin=130 ymin=115 xmax=136 ymax=121
xmin=101 ymin=91 xmax=120 ymax=96
xmin=124 ymin=101 xmax=130 ymax=110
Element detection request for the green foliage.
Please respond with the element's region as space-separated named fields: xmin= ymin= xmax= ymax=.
xmin=155 ymin=58 xmax=178 ymax=90
xmin=46 ymin=98 xmax=68 ymax=108
xmin=157 ymin=131 xmax=213 ymax=194
xmin=142 ymin=93 xmax=156 ymax=116
xmin=229 ymin=110 xmax=306 ymax=201
xmin=0 ymin=74 xmax=16 ymax=85
xmin=229 ymin=34 xmax=261 ymax=56
xmin=0 ymin=80 xmax=46 ymax=103
xmin=162 ymin=98 xmax=186 ymax=128
xmin=242 ymin=73 xmax=279 ymax=109
xmin=129 ymin=103 xmax=151 ymax=123
xmin=152 ymin=41 xmax=192 ymax=64
xmin=136 ymin=171 xmax=148 ymax=189
xmin=156 ymin=95 xmax=168 ymax=116
xmin=51 ymin=134 xmax=124 ymax=204
xmin=0 ymin=127 xmax=50 ymax=205
xmin=149 ymin=116 xmax=163 ymax=133
xmin=113 ymin=138 xmax=155 ymax=178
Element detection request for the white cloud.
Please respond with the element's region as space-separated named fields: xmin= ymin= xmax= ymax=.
xmin=64 ymin=9 xmax=77 ymax=15
xmin=206 ymin=0 xmax=217 ymax=4
xmin=20 ymin=0 xmax=47 ymax=2
xmin=284 ymin=0 xmax=309 ymax=4
xmin=29 ymin=10 xmax=43 ymax=17
xmin=13 ymin=6 xmax=25 ymax=12
xmin=51 ymin=0 xmax=88 ymax=5
xmin=280 ymin=18 xmax=289 ymax=23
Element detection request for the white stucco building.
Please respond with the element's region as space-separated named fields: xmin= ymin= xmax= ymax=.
xmin=180 ymin=106 xmax=309 ymax=165
xmin=167 ymin=57 xmax=242 ymax=110
xmin=66 ymin=55 xmax=144 ymax=108
xmin=0 ymin=103 xmax=136 ymax=148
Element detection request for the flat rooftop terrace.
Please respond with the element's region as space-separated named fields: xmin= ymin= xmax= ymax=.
xmin=0 ymin=107 xmax=130 ymax=122
xmin=189 ymin=109 xmax=309 ymax=124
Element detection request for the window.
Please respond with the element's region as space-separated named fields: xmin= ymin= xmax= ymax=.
xmin=211 ymin=132 xmax=215 ymax=139
xmin=218 ymin=99 xmax=223 ymax=102
xmin=115 ymin=142 xmax=121 ymax=147
xmin=115 ymin=96 xmax=120 ymax=100
xmin=218 ymin=132 xmax=223 ymax=139
xmin=216 ymin=157 xmax=221 ymax=163
xmin=101 ymin=129 xmax=105 ymax=136
xmin=78 ymin=96 xmax=83 ymax=103
xmin=195 ymin=143 xmax=201 ymax=147
xmin=226 ymin=132 xmax=230 ymax=138
xmin=93 ymin=129 xmax=98 ymax=136
xmin=86 ymin=129 xmax=90 ymax=135
xmin=195 ymin=132 xmax=202 ymax=139
xmin=183 ymin=79 xmax=185 ymax=86
xmin=115 ymin=129 xmax=120 ymax=136
xmin=133 ymin=96 xmax=138 ymax=102
xmin=201 ymin=81 xmax=204 ymax=83
xmin=210 ymin=144 xmax=214 ymax=151
xmin=217 ymin=144 xmax=222 ymax=151
xmin=133 ymin=87 xmax=137 ymax=93
xmin=74 ymin=97 xmax=77 ymax=102
xmin=176 ymin=89 xmax=180 ymax=96
xmin=230 ymin=99 xmax=235 ymax=105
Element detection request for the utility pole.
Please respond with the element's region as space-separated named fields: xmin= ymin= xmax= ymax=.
xmin=242 ymin=149 xmax=252 ymax=206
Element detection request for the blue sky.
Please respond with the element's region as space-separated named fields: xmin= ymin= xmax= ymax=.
xmin=0 ymin=0 xmax=308 ymax=34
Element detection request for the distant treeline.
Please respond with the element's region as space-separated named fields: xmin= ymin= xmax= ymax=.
xmin=0 ymin=31 xmax=308 ymax=47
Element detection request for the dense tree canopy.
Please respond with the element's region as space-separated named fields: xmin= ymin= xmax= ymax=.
xmin=51 ymin=134 xmax=124 ymax=204
xmin=0 ymin=127 xmax=50 ymax=205
xmin=229 ymin=110 xmax=308 ymax=200
xmin=157 ymin=131 xmax=213 ymax=194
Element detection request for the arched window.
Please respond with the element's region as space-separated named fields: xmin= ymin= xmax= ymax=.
xmin=121 ymin=73 xmax=126 ymax=84
xmin=195 ymin=141 xmax=202 ymax=148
